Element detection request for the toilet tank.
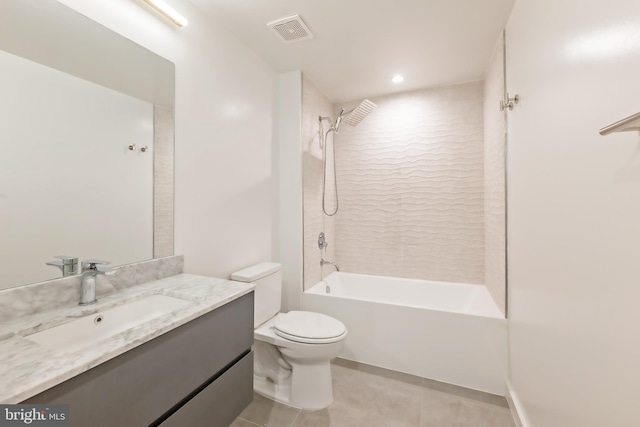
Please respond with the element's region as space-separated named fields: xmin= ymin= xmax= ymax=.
xmin=231 ymin=263 xmax=281 ymax=328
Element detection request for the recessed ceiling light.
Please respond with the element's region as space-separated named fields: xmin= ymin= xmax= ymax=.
xmin=391 ymin=75 xmax=404 ymax=83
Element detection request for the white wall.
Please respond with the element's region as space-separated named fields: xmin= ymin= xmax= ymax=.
xmin=506 ymin=1 xmax=640 ymax=426
xmin=278 ymin=71 xmax=304 ymax=311
xmin=55 ymin=0 xmax=278 ymax=279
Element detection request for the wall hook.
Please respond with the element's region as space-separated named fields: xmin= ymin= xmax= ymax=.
xmin=499 ymin=93 xmax=520 ymax=111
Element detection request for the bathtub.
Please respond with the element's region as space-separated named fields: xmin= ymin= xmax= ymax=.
xmin=303 ymin=272 xmax=507 ymax=395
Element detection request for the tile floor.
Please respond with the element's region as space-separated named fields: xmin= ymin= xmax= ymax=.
xmin=231 ymin=359 xmax=516 ymax=427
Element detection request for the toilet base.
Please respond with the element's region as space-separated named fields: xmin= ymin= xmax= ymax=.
xmin=253 ymin=360 xmax=334 ymax=410
xmin=286 ymin=360 xmax=334 ymax=410
xmin=254 ymin=375 xmax=293 ymax=406
xmin=253 ymin=313 xmax=346 ymax=411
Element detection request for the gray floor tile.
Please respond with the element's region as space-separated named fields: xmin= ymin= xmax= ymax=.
xmin=292 ymin=405 xmax=382 ymax=427
xmin=233 ymin=361 xmax=516 ymax=427
xmin=229 ymin=418 xmax=261 ymax=427
xmin=420 ymin=388 xmax=515 ymax=427
xmin=237 ymin=393 xmax=301 ymax=427
xmin=422 ymin=378 xmax=509 ymax=408
xmin=292 ymin=363 xmax=422 ymax=427
xmin=333 ymin=358 xmax=423 ymax=386
xmin=457 ymin=400 xmax=515 ymax=427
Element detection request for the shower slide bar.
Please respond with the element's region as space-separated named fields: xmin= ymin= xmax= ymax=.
xmin=599 ymin=112 xmax=640 ymax=136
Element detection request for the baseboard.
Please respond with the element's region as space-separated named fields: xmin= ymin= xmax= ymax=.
xmin=506 ymin=380 xmax=530 ymax=427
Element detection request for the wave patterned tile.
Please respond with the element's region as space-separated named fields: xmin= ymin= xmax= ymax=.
xmin=333 ymin=82 xmax=485 ymax=284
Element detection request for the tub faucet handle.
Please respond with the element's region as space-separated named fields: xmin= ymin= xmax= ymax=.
xmin=318 ymin=232 xmax=328 ymax=250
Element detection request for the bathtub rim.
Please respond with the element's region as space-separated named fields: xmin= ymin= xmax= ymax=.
xmin=305 ymin=271 xmax=505 ymax=320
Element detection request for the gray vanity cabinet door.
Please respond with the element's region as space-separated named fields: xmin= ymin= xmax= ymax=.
xmin=159 ymin=351 xmax=253 ymax=427
xmin=24 ymin=292 xmax=254 ymax=427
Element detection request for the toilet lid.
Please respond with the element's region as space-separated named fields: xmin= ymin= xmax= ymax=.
xmin=274 ymin=311 xmax=346 ymax=344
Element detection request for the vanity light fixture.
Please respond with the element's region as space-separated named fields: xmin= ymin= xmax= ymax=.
xmin=391 ymin=75 xmax=404 ymax=83
xmin=143 ymin=0 xmax=188 ymax=27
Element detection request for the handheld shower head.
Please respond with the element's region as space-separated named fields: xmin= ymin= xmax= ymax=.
xmin=333 ymin=108 xmax=345 ymax=133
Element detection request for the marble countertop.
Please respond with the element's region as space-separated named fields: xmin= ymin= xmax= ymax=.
xmin=0 ymin=274 xmax=254 ymax=403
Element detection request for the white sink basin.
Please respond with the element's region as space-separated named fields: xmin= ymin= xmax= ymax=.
xmin=24 ymin=294 xmax=192 ymax=353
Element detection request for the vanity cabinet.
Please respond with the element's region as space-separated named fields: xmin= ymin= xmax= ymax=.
xmin=24 ymin=292 xmax=254 ymax=427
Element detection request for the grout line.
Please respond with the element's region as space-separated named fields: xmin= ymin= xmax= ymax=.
xmin=236 ymin=417 xmax=262 ymax=427
xmin=418 ymin=382 xmax=426 ymax=427
xmin=288 ymin=410 xmax=302 ymax=427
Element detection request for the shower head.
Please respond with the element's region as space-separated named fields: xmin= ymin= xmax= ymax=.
xmin=328 ymin=99 xmax=377 ymax=135
xmin=343 ymin=99 xmax=377 ymax=127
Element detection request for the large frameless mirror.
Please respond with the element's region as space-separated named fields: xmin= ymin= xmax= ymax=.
xmin=0 ymin=0 xmax=175 ymax=290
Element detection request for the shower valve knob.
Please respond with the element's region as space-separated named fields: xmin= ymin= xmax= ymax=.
xmin=318 ymin=232 xmax=328 ymax=250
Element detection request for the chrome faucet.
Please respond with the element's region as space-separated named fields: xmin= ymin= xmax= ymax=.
xmin=320 ymin=258 xmax=340 ymax=272
xmin=80 ymin=260 xmax=111 ymax=305
xmin=318 ymin=232 xmax=339 ymax=271
xmin=46 ymin=256 xmax=79 ymax=277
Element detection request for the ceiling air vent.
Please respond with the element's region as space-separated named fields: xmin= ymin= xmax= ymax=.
xmin=268 ymin=14 xmax=314 ymax=43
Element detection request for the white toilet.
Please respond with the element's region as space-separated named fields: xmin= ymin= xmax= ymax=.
xmin=231 ymin=263 xmax=347 ymax=410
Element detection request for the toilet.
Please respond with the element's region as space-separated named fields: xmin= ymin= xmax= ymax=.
xmin=231 ymin=263 xmax=347 ymax=410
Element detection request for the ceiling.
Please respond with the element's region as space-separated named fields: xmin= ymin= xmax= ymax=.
xmin=189 ymin=0 xmax=515 ymax=103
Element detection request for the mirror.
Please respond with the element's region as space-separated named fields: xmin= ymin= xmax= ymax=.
xmin=0 ymin=0 xmax=175 ymax=290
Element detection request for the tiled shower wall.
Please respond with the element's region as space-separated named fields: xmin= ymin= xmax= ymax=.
xmin=153 ymin=105 xmax=175 ymax=258
xmin=483 ymin=34 xmax=507 ymax=315
xmin=302 ymin=76 xmax=507 ymax=302
xmin=333 ymin=83 xmax=485 ymax=284
xmin=302 ymin=75 xmax=336 ymax=290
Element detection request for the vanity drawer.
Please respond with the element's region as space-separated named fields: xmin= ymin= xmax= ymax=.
xmin=24 ymin=292 xmax=254 ymax=427
xmin=159 ymin=351 xmax=253 ymax=427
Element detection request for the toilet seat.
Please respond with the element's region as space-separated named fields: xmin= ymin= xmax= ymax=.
xmin=274 ymin=311 xmax=347 ymax=344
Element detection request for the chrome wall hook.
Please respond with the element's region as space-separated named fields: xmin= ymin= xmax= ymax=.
xmin=499 ymin=93 xmax=520 ymax=111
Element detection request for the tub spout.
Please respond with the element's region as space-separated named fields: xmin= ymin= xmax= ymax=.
xmin=320 ymin=258 xmax=340 ymax=272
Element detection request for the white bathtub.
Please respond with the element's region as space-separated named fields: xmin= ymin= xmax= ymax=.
xmin=303 ymin=272 xmax=507 ymax=395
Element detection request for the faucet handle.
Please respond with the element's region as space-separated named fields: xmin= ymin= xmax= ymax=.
xmin=46 ymin=255 xmax=78 ymax=266
xmin=97 ymin=265 xmax=114 ymax=275
xmin=318 ymin=232 xmax=328 ymax=250
xmin=54 ymin=255 xmax=79 ymax=263
xmin=46 ymin=256 xmax=79 ymax=276
xmin=81 ymin=259 xmax=112 ymax=274
xmin=82 ymin=259 xmax=110 ymax=266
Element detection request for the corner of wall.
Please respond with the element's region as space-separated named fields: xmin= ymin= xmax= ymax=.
xmin=277 ymin=71 xmax=303 ymax=311
xmin=482 ymin=31 xmax=507 ymax=316
xmin=506 ymin=380 xmax=531 ymax=427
